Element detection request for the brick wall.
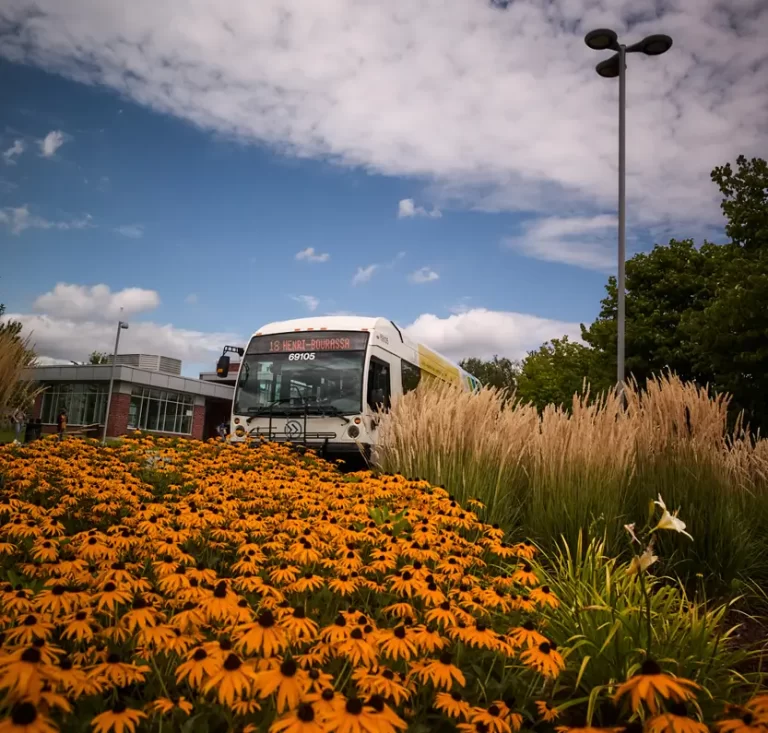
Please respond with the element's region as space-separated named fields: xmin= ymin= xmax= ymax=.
xmin=106 ymin=393 xmax=131 ymax=438
xmin=191 ymin=404 xmax=206 ymax=441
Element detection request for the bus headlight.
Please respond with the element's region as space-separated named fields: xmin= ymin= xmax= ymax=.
xmin=347 ymin=425 xmax=360 ymax=439
xmin=235 ymin=426 xmax=246 ymax=437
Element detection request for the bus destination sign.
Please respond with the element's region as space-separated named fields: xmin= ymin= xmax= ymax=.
xmin=248 ymin=331 xmax=369 ymax=355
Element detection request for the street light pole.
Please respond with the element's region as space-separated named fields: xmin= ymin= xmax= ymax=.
xmin=617 ymin=43 xmax=626 ymax=390
xmin=584 ymin=28 xmax=672 ymax=396
xmin=102 ymin=320 xmax=129 ymax=444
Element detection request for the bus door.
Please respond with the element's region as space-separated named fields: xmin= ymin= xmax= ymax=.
xmin=365 ymin=347 xmax=395 ymax=430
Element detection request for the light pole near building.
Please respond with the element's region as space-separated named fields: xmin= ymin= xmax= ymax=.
xmin=102 ymin=319 xmax=129 ymax=444
xmin=584 ymin=28 xmax=672 ymax=393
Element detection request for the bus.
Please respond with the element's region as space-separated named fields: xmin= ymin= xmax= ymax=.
xmin=216 ymin=315 xmax=481 ymax=457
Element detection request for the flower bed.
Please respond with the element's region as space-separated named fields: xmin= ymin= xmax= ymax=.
xmin=0 ymin=435 xmax=765 ymax=733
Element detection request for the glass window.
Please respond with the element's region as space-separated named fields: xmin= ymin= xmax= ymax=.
xmin=401 ymin=360 xmax=422 ymax=394
xmin=367 ymin=357 xmax=391 ymax=412
xmin=38 ymin=382 xmax=108 ymax=425
xmin=234 ymin=352 xmax=366 ymax=416
xmin=124 ymin=386 xmax=194 ymax=434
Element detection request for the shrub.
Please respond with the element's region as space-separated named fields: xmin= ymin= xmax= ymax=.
xmin=373 ymin=373 xmax=768 ymax=593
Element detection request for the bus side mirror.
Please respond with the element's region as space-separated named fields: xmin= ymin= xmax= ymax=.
xmin=216 ymin=355 xmax=230 ymax=378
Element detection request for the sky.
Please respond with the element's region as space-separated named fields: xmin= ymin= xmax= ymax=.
xmin=1 ymin=0 xmax=766 ymax=377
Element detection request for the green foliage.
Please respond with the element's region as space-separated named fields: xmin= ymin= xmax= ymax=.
xmin=459 ymin=355 xmax=519 ymax=394
xmin=532 ymin=534 xmax=757 ymax=723
xmin=88 ymin=350 xmax=110 ymax=364
xmin=516 ymin=336 xmax=612 ymax=411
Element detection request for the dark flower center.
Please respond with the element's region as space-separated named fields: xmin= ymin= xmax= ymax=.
xmin=541 ymin=585 xmax=551 ymax=593
xmin=669 ymin=703 xmax=688 ymax=717
xmin=294 ymin=607 xmax=306 ymax=619
xmin=523 ymin=620 xmax=535 ymax=631
xmin=52 ymin=585 xmax=66 ymax=596
xmin=21 ymin=648 xmax=41 ymax=664
xmin=394 ymin=626 xmax=406 ymax=639
xmin=639 ymin=659 xmax=662 ymax=676
xmin=322 ymin=688 xmax=334 ymax=701
xmin=439 ymin=651 xmax=453 ymax=665
xmin=11 ymin=702 xmax=37 ymax=725
xmin=107 ymin=653 xmax=121 ymax=664
xmin=280 ymin=659 xmax=297 ymax=677
xmin=350 ymin=628 xmax=363 ymax=640
xmin=382 ymin=669 xmax=394 ymax=680
xmin=297 ymin=703 xmax=315 ymax=722
xmin=258 ymin=610 xmax=275 ymax=628
xmin=59 ymin=658 xmax=73 ymax=671
xmin=192 ymin=648 xmax=207 ymax=661
xmin=368 ymin=694 xmax=385 ymax=712
xmin=113 ymin=701 xmax=127 ymax=714
xmin=213 ymin=582 xmax=227 ymax=599
xmin=309 ymin=669 xmax=319 ymax=680
xmin=132 ymin=596 xmax=148 ymax=610
xmin=103 ymin=582 xmax=117 ymax=593
xmin=539 ymin=642 xmax=551 ymax=654
xmin=488 ymin=704 xmax=500 ymax=716
xmin=23 ymin=615 xmax=37 ymax=627
xmin=334 ymin=615 xmax=346 ymax=627
xmin=223 ymin=654 xmax=242 ymax=671
xmin=345 ymin=698 xmax=363 ymax=715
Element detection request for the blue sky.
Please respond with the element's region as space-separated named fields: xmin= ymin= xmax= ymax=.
xmin=1 ymin=0 xmax=764 ymax=376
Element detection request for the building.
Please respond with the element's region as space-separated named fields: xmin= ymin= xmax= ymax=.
xmin=199 ymin=360 xmax=240 ymax=387
xmin=25 ymin=354 xmax=234 ymax=440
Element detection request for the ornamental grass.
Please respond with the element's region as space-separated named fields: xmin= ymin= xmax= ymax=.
xmin=0 ymin=434 xmax=765 ymax=733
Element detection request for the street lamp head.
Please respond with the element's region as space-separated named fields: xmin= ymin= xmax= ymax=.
xmin=585 ymin=28 xmax=619 ymax=51
xmin=638 ymin=33 xmax=673 ymax=55
xmin=596 ymin=54 xmax=620 ymax=78
xmin=120 ymin=322 xmax=129 ymax=330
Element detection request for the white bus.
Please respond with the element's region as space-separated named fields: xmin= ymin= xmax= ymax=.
xmin=216 ymin=316 xmax=481 ymax=458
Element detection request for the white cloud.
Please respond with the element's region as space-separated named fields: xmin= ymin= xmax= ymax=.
xmin=398 ymin=198 xmax=442 ymax=219
xmin=0 ymin=0 xmax=763 ymax=234
xmin=404 ymin=308 xmax=583 ymax=362
xmin=5 ymin=312 xmax=242 ymax=367
xmin=39 ymin=130 xmax=66 ymax=157
xmin=295 ymin=247 xmax=330 ymax=263
xmin=114 ymin=224 xmax=144 ymax=238
xmin=352 ymin=264 xmax=378 ymax=286
xmin=408 ymin=267 xmax=440 ymax=284
xmin=291 ymin=294 xmax=320 ymax=312
xmin=2 ymin=139 xmax=25 ymax=164
xmin=0 ymin=205 xmax=93 ymax=235
xmin=504 ymin=214 xmax=619 ymax=271
xmin=184 ymin=293 xmax=199 ymax=305
xmin=32 ymin=283 xmax=161 ymax=321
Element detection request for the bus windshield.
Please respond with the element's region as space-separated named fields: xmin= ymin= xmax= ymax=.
xmin=233 ymin=331 xmax=368 ymax=416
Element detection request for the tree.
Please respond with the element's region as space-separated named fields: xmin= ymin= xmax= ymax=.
xmin=0 ymin=303 xmax=23 ymax=340
xmin=88 ymin=351 xmax=110 ymax=365
xmin=459 ymin=355 xmax=519 ymax=394
xmin=581 ymin=155 xmax=768 ymax=430
xmin=515 ymin=336 xmax=611 ymax=411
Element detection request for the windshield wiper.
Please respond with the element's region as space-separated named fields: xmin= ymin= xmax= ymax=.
xmin=302 ymin=399 xmax=351 ymax=423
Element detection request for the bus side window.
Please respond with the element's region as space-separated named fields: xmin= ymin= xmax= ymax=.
xmin=401 ymin=360 xmax=421 ymax=394
xmin=367 ymin=357 xmax=391 ymax=412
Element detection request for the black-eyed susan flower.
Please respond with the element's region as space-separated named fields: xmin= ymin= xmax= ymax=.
xmin=614 ymin=660 xmax=700 ymax=715
xmin=322 ymin=697 xmax=382 ymax=733
xmin=252 ymin=657 xmax=312 ymax=713
xmin=91 ymin=702 xmax=146 ymax=733
xmin=470 ymin=704 xmax=514 ymax=733
xmin=648 ymin=703 xmax=709 ymax=733
xmin=236 ymin=610 xmax=288 ymax=656
xmin=175 ymin=647 xmax=220 ymax=689
xmin=435 ymin=690 xmax=472 ymax=720
xmin=511 ymin=563 xmax=538 ymax=587
xmin=529 ymin=585 xmax=559 ymax=609
xmin=0 ymin=701 xmax=58 ymax=733
xmin=536 ymin=700 xmax=560 ymax=722
xmin=147 ymin=696 xmax=194 ymax=716
xmin=521 ymin=642 xmax=565 ymax=679
xmin=61 ymin=610 xmax=97 ymax=642
xmin=280 ymin=607 xmax=319 ymax=641
xmin=269 ymin=702 xmax=325 ymax=733
xmin=716 ymin=711 xmax=768 ymax=733
xmin=507 ymin=620 xmax=548 ymax=649
xmin=377 ymin=625 xmax=418 ymax=662
xmin=417 ymin=650 xmax=466 ymax=690
xmin=202 ymin=652 xmax=258 ymax=707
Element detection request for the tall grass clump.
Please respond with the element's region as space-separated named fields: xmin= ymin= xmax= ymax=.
xmin=373 ymin=372 xmax=768 ymax=593
xmin=0 ymin=330 xmax=42 ymax=420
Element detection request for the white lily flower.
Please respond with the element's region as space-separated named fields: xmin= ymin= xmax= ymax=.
xmin=653 ymin=494 xmax=693 ymax=540
xmin=628 ymin=542 xmax=658 ymax=574
xmin=623 ymin=522 xmax=640 ymax=544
